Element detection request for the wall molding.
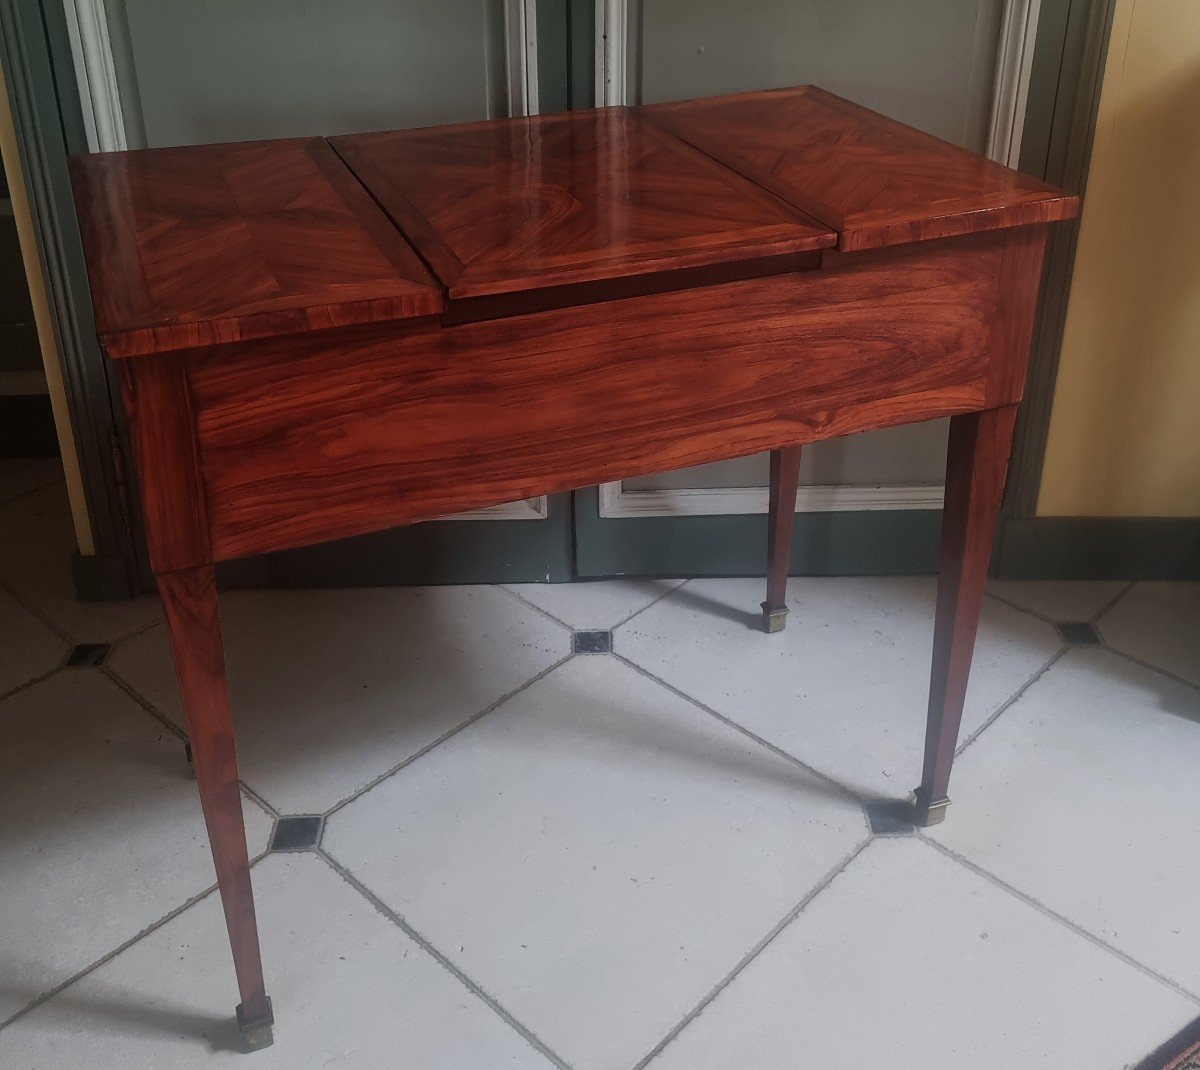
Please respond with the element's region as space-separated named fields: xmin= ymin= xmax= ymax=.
xmin=997 ymin=516 xmax=1200 ymax=580
xmin=504 ymin=0 xmax=540 ymax=117
xmin=987 ymin=0 xmax=1043 ymax=165
xmin=62 ymin=0 xmax=125 ymax=152
xmin=594 ymin=0 xmax=629 ymax=106
xmin=599 ymin=481 xmax=945 ymax=519
xmin=450 ymin=496 xmax=549 ymax=522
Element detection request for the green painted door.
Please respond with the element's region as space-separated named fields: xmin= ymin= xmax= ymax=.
xmin=98 ymin=0 xmax=585 ymax=585
xmin=574 ymin=0 xmax=1014 ymax=578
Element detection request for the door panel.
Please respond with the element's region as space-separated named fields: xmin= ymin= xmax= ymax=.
xmin=101 ymin=0 xmax=573 ymax=584
xmin=584 ymin=0 xmax=1008 ymax=574
xmin=116 ymin=0 xmax=511 ymax=146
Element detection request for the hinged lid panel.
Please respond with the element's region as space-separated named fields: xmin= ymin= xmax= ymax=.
xmin=331 ymin=107 xmax=835 ymax=305
xmin=70 ymin=138 xmax=445 ymax=358
xmin=642 ymin=86 xmax=1079 ymax=251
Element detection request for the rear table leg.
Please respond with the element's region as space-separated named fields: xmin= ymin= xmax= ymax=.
xmin=158 ymin=565 xmax=274 ymax=1050
xmin=762 ymin=445 xmax=803 ymax=633
xmin=913 ymin=405 xmax=1018 ymax=826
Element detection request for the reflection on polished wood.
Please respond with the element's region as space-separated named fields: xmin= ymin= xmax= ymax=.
xmin=330 ymin=107 xmax=833 ymax=300
xmin=69 ymin=86 xmax=1077 ymax=1048
xmin=644 ymin=86 xmax=1077 ymax=250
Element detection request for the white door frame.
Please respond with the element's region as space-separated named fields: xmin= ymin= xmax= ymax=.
xmin=596 ymin=0 xmax=1042 ymax=520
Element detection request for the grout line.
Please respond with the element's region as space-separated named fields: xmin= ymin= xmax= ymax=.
xmin=954 ymin=646 xmax=1068 ymax=757
xmin=1 ymin=580 xmax=76 ymax=647
xmin=1089 ymin=580 xmax=1135 ymax=623
xmin=1100 ymin=645 xmax=1200 ymax=697
xmin=316 ymin=851 xmax=573 ymax=1070
xmin=919 ymin=836 xmax=1200 ymax=1007
xmin=101 ymin=665 xmax=188 ymax=742
xmin=982 ymin=589 xmax=1062 ymax=626
xmin=242 ymin=782 xmax=281 ymax=823
xmin=630 ymin=836 xmax=874 ymax=1070
xmin=493 ymin=583 xmax=580 ymax=633
xmin=609 ymin=578 xmax=690 ymax=631
xmin=496 ymin=577 xmax=690 ymax=635
xmin=0 ymin=475 xmax=64 ymax=513
xmin=101 ymin=666 xmax=282 ymax=819
xmin=612 ymin=651 xmax=872 ymax=831
xmin=0 ymin=878 xmax=224 ymax=1034
xmin=0 ymin=664 xmax=61 ymax=705
xmin=107 ymin=615 xmax=166 ymax=650
xmin=321 ymin=652 xmax=576 ymax=823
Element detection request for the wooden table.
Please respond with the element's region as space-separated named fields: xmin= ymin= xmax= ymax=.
xmin=69 ymin=86 xmax=1077 ymax=1050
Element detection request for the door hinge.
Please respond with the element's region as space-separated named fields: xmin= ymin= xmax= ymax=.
xmin=109 ymin=428 xmax=135 ymax=534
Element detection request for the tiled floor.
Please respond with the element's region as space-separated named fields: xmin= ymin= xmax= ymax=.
xmin=1 ymin=462 xmax=1198 ymax=1069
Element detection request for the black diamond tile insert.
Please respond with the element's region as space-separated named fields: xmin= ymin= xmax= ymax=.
xmin=1056 ymin=621 xmax=1102 ymax=646
xmin=66 ymin=643 xmax=112 ymax=667
xmin=865 ymin=800 xmax=918 ymax=836
xmin=573 ymin=630 xmax=611 ymax=654
xmin=270 ymin=815 xmax=322 ymax=852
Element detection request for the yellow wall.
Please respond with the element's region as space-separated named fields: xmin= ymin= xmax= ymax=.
xmin=1038 ymin=0 xmax=1200 ymax=517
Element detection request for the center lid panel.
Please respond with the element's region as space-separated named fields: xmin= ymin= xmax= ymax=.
xmin=329 ymin=107 xmax=836 ymax=304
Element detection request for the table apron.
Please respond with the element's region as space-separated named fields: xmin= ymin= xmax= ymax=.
xmin=117 ymin=228 xmax=1045 ymax=571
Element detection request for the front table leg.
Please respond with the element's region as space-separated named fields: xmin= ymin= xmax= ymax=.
xmin=762 ymin=445 xmax=803 ymax=633
xmin=913 ymin=405 xmax=1018 ymax=826
xmin=158 ymin=565 xmax=274 ymax=1050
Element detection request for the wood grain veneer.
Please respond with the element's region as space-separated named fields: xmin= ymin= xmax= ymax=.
xmin=69 ymin=138 xmax=445 ymax=358
xmin=331 ymin=106 xmax=835 ymax=303
xmin=186 ymin=231 xmax=1008 ymax=563
xmin=642 ymin=86 xmax=1079 ymax=251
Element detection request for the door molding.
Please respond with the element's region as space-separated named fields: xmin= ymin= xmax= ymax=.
xmin=505 ymin=0 xmax=540 ymax=117
xmin=987 ymin=0 xmax=1043 ymax=165
xmin=599 ymin=481 xmax=944 ymax=519
xmin=594 ymin=0 xmax=631 ymax=106
xmin=62 ymin=0 xmax=125 ymax=152
xmin=596 ymin=0 xmax=1042 ymax=519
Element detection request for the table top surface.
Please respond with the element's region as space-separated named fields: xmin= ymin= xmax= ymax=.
xmin=330 ymin=108 xmax=832 ymax=302
xmin=643 ymin=86 xmax=1074 ymax=251
xmin=70 ymin=86 xmax=1077 ymax=359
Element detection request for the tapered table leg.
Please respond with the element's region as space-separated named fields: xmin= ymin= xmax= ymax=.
xmin=762 ymin=445 xmax=803 ymax=633
xmin=913 ymin=405 xmax=1018 ymax=826
xmin=158 ymin=565 xmax=274 ymax=1051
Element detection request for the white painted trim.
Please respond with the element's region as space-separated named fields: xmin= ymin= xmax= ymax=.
xmin=504 ymin=0 xmax=540 ymax=117
xmin=445 ymin=497 xmax=549 ymax=522
xmin=599 ymin=482 xmax=945 ymax=519
xmin=63 ymin=0 xmax=126 ymax=152
xmin=594 ymin=0 xmax=629 ymax=106
xmin=986 ymin=0 xmax=1042 ymax=166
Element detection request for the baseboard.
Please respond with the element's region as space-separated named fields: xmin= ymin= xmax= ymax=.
xmin=575 ymin=489 xmax=942 ymax=577
xmin=71 ymin=550 xmax=136 ymax=600
xmin=996 ymin=516 xmax=1200 ymax=580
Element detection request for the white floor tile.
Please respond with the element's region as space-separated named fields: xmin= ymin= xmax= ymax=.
xmin=618 ymin=577 xmax=1062 ymax=799
xmin=0 ymin=670 xmax=272 ymax=1024
xmin=0 ymin=459 xmax=62 ymax=505
xmin=0 ymin=853 xmax=556 ymax=1070
xmin=109 ymin=586 xmax=570 ymax=814
xmin=646 ymin=838 xmax=1196 ymax=1070
xmin=502 ymin=578 xmax=685 ymax=631
xmin=1098 ymin=582 xmax=1200 ymax=687
xmin=988 ymin=579 xmax=1127 ymax=622
xmin=325 ymin=655 xmax=866 ymax=1070
xmin=0 ymin=589 xmax=66 ymax=695
xmin=0 ymin=485 xmax=161 ymax=643
xmin=931 ymin=648 xmax=1200 ymax=994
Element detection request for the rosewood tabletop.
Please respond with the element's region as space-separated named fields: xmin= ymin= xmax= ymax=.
xmin=69 ymin=86 xmax=1077 ymax=1050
